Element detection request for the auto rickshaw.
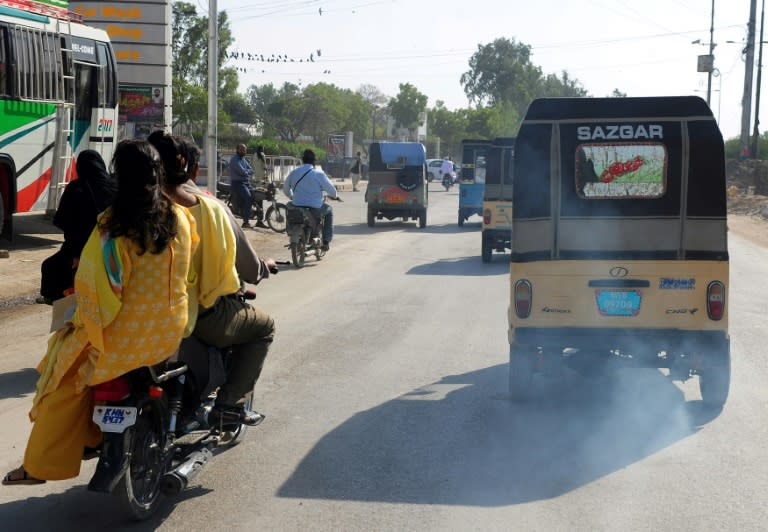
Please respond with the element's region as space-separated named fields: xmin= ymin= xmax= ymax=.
xmin=458 ymin=139 xmax=491 ymax=227
xmin=365 ymin=141 xmax=428 ymax=228
xmin=481 ymin=137 xmax=515 ymax=262
xmin=507 ymin=96 xmax=730 ymax=409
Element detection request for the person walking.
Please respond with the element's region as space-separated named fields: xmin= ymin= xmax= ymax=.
xmin=250 ymin=145 xmax=269 ymax=228
xmin=230 ymin=143 xmax=254 ymax=228
xmin=350 ymin=151 xmax=362 ymax=192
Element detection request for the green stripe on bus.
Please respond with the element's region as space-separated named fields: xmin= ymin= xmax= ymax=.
xmin=0 ymin=101 xmax=56 ymax=138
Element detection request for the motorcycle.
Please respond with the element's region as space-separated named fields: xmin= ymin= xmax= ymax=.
xmin=86 ymin=281 xmax=280 ymax=520
xmin=285 ymin=197 xmax=341 ymax=268
xmin=442 ymin=172 xmax=454 ymax=191
xmin=217 ymin=180 xmax=288 ymax=233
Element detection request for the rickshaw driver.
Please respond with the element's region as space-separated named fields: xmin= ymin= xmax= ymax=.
xmin=283 ymin=149 xmax=341 ymax=251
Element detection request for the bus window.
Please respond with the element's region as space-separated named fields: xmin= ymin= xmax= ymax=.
xmin=0 ymin=27 xmax=7 ymax=97
xmin=96 ymin=42 xmax=116 ymax=107
xmin=75 ymin=63 xmax=96 ymax=121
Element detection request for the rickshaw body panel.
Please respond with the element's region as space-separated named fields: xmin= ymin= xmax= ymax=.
xmin=365 ymin=142 xmax=428 ymax=224
xmin=459 ymin=139 xmax=492 ymax=224
xmin=507 ymin=96 xmax=730 ymax=405
xmin=481 ymin=138 xmax=515 ymax=258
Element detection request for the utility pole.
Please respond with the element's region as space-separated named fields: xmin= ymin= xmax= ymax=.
xmin=206 ymin=0 xmax=218 ymax=196
xmin=752 ymin=0 xmax=766 ymax=158
xmin=742 ymin=0 xmax=758 ymax=157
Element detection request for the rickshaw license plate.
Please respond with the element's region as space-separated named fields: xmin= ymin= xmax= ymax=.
xmin=383 ymin=188 xmax=408 ymax=203
xmin=92 ymin=406 xmax=137 ymax=433
xmin=596 ymin=290 xmax=641 ymax=316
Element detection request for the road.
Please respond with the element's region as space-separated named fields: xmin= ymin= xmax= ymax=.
xmin=0 ymin=182 xmax=766 ymax=531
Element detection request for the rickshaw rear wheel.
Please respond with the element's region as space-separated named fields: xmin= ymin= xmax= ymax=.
xmin=367 ymin=208 xmax=375 ymax=227
xmin=481 ymin=235 xmax=492 ymax=262
xmin=418 ymin=210 xmax=427 ymax=228
xmin=458 ymin=211 xmax=464 ymax=227
xmin=698 ymin=347 xmax=730 ymax=409
xmin=508 ymin=343 xmax=535 ymax=402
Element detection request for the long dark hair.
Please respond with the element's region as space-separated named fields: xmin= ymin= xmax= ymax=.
xmin=102 ymin=139 xmax=177 ymax=255
xmin=147 ymin=130 xmax=189 ymax=186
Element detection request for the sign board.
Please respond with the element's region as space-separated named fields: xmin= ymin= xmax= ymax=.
xmin=70 ymin=0 xmax=172 ymax=134
xmin=327 ymin=134 xmax=345 ymax=161
xmin=697 ymin=54 xmax=714 ymax=73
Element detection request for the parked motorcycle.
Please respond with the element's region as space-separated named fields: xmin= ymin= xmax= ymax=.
xmin=285 ymin=197 xmax=341 ymax=268
xmin=86 ymin=278 xmax=279 ymax=520
xmin=217 ymin=180 xmax=288 ymax=233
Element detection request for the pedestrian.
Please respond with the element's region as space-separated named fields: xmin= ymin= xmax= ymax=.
xmin=229 ymin=143 xmax=254 ymax=228
xmin=250 ymin=145 xmax=269 ymax=228
xmin=40 ymin=150 xmax=117 ymax=303
xmin=350 ymin=151 xmax=362 ymax=192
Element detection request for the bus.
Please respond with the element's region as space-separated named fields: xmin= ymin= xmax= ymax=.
xmin=0 ymin=0 xmax=118 ymax=240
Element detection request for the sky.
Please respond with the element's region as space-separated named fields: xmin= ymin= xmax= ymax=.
xmin=210 ymin=0 xmax=755 ymax=140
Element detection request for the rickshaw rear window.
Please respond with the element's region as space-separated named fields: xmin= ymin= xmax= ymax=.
xmin=575 ymin=142 xmax=667 ymax=199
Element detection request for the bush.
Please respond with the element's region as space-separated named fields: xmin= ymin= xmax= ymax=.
xmin=245 ymin=138 xmax=326 ymax=161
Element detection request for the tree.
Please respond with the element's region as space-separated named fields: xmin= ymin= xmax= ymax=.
xmin=428 ymin=101 xmax=468 ymax=157
xmin=460 ymin=37 xmax=588 ymax=119
xmin=610 ymin=88 xmax=628 ymax=97
xmin=171 ymin=2 xmax=239 ymax=130
xmin=389 ymin=83 xmax=428 ymax=141
xmin=357 ymin=84 xmax=390 ymax=145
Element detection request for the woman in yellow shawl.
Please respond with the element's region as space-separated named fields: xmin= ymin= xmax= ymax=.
xmin=3 ymin=139 xmax=197 ymax=484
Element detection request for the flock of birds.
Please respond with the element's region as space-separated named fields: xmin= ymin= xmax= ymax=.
xmin=228 ymin=49 xmax=331 ymax=74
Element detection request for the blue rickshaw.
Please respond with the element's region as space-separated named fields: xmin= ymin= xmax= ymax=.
xmin=458 ymin=139 xmax=492 ymax=226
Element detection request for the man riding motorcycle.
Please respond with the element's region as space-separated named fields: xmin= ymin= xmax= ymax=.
xmin=283 ymin=149 xmax=341 ymax=252
xmin=151 ymin=132 xmax=276 ymax=427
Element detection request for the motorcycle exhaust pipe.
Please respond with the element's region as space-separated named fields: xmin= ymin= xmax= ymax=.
xmin=160 ymin=447 xmax=212 ymax=495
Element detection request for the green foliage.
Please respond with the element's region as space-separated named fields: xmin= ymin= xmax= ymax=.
xmin=460 ymin=37 xmax=590 ymax=120
xmin=388 ymin=83 xmax=428 ymax=140
xmin=243 ymin=138 xmax=326 ymax=161
xmin=171 ymin=2 xmax=238 ymax=131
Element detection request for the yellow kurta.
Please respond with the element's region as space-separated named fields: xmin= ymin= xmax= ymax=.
xmin=24 ymin=205 xmax=197 ymax=480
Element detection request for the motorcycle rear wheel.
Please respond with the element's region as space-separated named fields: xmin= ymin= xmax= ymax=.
xmin=115 ymin=402 xmax=166 ymax=520
xmin=291 ymin=237 xmax=306 ymax=268
xmin=265 ymin=203 xmax=287 ymax=233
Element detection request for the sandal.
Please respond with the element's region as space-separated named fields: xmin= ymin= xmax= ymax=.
xmin=2 ymin=466 xmax=46 ymax=485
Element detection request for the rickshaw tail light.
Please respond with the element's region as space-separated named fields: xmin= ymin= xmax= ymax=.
xmin=483 ymin=209 xmax=491 ymax=225
xmin=707 ymin=281 xmax=725 ymax=320
xmin=92 ymin=376 xmax=130 ymax=401
xmin=514 ymin=280 xmax=532 ymax=319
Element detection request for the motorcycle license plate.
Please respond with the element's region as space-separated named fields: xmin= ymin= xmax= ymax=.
xmin=92 ymin=406 xmax=137 ymax=433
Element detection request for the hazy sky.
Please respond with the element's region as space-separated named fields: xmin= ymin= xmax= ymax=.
xmin=216 ymin=0 xmax=754 ymax=139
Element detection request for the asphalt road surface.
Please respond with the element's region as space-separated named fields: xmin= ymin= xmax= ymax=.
xmin=0 ymin=182 xmax=766 ymax=531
